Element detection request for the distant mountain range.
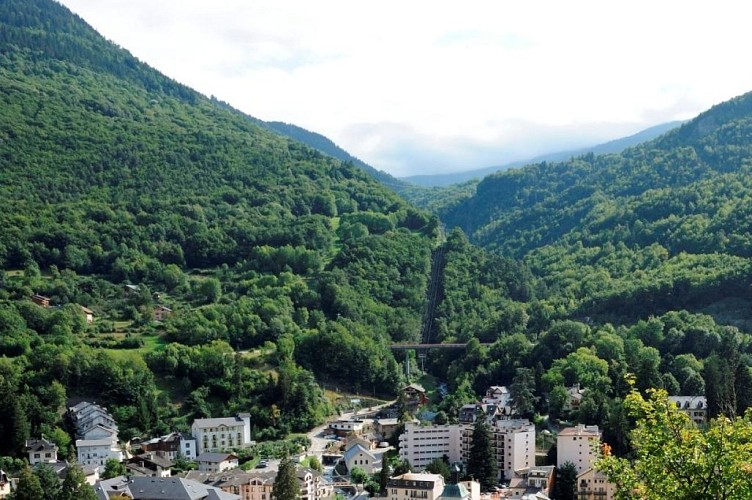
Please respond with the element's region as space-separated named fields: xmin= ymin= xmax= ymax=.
xmin=400 ymin=121 xmax=685 ymax=187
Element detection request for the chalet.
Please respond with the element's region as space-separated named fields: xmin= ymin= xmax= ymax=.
xmin=31 ymin=293 xmax=50 ymax=307
xmin=123 ymin=284 xmax=140 ymax=296
xmin=139 ymin=431 xmax=197 ymax=461
xmin=155 ymin=305 xmax=173 ymax=322
xmin=25 ymin=437 xmax=58 ymax=465
xmin=402 ymin=383 xmax=428 ymax=406
xmin=126 ymin=452 xmax=174 ymax=478
xmin=195 ymin=452 xmax=239 ymax=473
xmin=80 ymin=306 xmax=94 ymax=324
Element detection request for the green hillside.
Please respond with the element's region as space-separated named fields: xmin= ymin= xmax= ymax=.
xmin=0 ymin=0 xmax=438 ymax=446
xmin=442 ymin=92 xmax=752 ymax=323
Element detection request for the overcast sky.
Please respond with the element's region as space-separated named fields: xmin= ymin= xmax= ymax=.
xmin=58 ymin=1 xmax=752 ymax=177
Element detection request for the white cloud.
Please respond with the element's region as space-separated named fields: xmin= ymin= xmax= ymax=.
xmin=60 ymin=0 xmax=752 ymax=176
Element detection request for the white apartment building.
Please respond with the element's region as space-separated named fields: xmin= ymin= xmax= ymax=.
xmin=387 ymin=473 xmax=445 ymax=500
xmin=192 ymin=414 xmax=252 ymax=455
xmin=461 ymin=419 xmax=535 ymax=481
xmin=398 ymin=422 xmax=465 ymax=469
xmin=76 ymin=437 xmax=124 ymax=466
xmin=557 ymin=424 xmax=601 ymax=474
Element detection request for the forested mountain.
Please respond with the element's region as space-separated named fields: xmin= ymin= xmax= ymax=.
xmin=5 ymin=0 xmax=752 ymax=481
xmin=441 ymin=92 xmax=752 ymax=324
xmin=0 ymin=0 xmax=439 ymax=447
xmin=262 ymin=121 xmax=409 ymax=191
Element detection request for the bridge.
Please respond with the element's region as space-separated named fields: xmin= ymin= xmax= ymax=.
xmin=389 ymin=343 xmax=492 ymax=350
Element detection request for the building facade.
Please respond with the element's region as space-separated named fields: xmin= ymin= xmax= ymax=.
xmin=399 ymin=422 xmax=464 ymax=469
xmin=192 ymin=414 xmax=252 ymax=455
xmin=668 ymin=396 xmax=707 ymax=426
xmin=387 ymin=473 xmax=445 ymax=500
xmin=557 ymin=425 xmax=601 ymax=475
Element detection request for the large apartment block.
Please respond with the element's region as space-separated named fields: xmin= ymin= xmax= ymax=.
xmin=461 ymin=419 xmax=535 ymax=481
xmin=398 ymin=422 xmax=464 ymax=469
xmin=399 ymin=419 xmax=535 ymax=480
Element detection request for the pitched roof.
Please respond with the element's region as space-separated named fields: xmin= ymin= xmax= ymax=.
xmin=344 ymin=443 xmax=376 ymax=464
xmin=196 ymin=452 xmax=238 ymax=463
xmin=25 ymin=438 xmax=58 ymax=452
xmin=95 ymin=476 xmax=240 ymax=500
xmin=192 ymin=416 xmax=246 ymax=429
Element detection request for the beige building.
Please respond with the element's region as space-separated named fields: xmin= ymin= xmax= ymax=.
xmin=557 ymin=425 xmax=600 ymax=474
xmin=387 ymin=472 xmax=445 ymax=500
xmin=192 ymin=414 xmax=252 ymax=455
xmin=461 ymin=419 xmax=535 ymax=481
xmin=576 ymin=468 xmax=615 ymax=500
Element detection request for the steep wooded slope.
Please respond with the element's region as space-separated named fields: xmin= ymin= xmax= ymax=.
xmin=442 ymin=92 xmax=752 ymax=321
xmin=0 ymin=0 xmax=438 ymax=394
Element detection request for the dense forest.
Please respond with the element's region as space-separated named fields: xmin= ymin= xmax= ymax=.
xmin=3 ymin=0 xmax=752 ymax=485
xmin=0 ymin=0 xmax=438 ymax=453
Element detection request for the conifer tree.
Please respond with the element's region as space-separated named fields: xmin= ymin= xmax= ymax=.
xmin=58 ymin=464 xmax=97 ymax=500
xmin=272 ymin=457 xmax=299 ymax=500
xmin=466 ymin=416 xmax=497 ymax=491
xmin=12 ymin=466 xmax=44 ymax=500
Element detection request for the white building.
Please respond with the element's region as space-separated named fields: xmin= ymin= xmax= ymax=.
xmin=25 ymin=438 xmax=58 ymax=465
xmin=387 ymin=473 xmax=445 ymax=500
xmin=461 ymin=419 xmax=535 ymax=481
xmin=399 ymin=422 xmax=465 ymax=469
xmin=557 ymin=425 xmax=601 ymax=474
xmin=76 ymin=437 xmax=124 ymax=466
xmin=192 ymin=414 xmax=252 ymax=455
xmin=344 ymin=442 xmax=382 ymax=475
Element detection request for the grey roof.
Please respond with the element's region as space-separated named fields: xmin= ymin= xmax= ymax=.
xmin=441 ymin=482 xmax=470 ymax=499
xmin=344 ymin=443 xmax=376 ymax=464
xmin=192 ymin=416 xmax=245 ymax=428
xmin=25 ymin=438 xmax=58 ymax=452
xmin=196 ymin=452 xmax=238 ymax=463
xmin=95 ymin=476 xmax=240 ymax=500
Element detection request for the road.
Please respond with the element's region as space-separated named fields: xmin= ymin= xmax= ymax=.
xmin=306 ymin=400 xmax=397 ymax=457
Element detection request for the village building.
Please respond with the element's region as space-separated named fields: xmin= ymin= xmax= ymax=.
xmin=192 ymin=414 xmax=252 ymax=455
xmin=387 ymin=472 xmax=445 ymax=500
xmin=31 ymin=293 xmax=50 ymax=307
xmin=196 ymin=452 xmax=239 ymax=473
xmin=576 ymin=467 xmax=615 ymax=500
xmin=668 ymin=396 xmax=708 ymax=426
xmin=557 ymin=425 xmax=601 ymax=475
xmin=126 ymin=452 xmax=174 ymax=478
xmin=25 ymin=437 xmax=58 ymax=465
xmin=94 ymin=475 xmax=240 ymax=500
xmin=139 ymin=431 xmax=198 ymax=460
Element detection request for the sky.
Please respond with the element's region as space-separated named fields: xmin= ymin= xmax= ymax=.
xmin=58 ymin=1 xmax=752 ymax=177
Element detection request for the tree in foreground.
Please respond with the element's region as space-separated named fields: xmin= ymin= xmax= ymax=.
xmin=102 ymin=458 xmax=127 ymax=479
xmin=597 ymin=388 xmax=752 ymax=499
xmin=11 ymin=466 xmax=44 ymax=500
xmin=554 ymin=461 xmax=577 ymax=500
xmin=466 ymin=415 xmax=498 ymax=491
xmin=58 ymin=464 xmax=97 ymax=500
xmin=272 ymin=457 xmax=299 ymax=500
